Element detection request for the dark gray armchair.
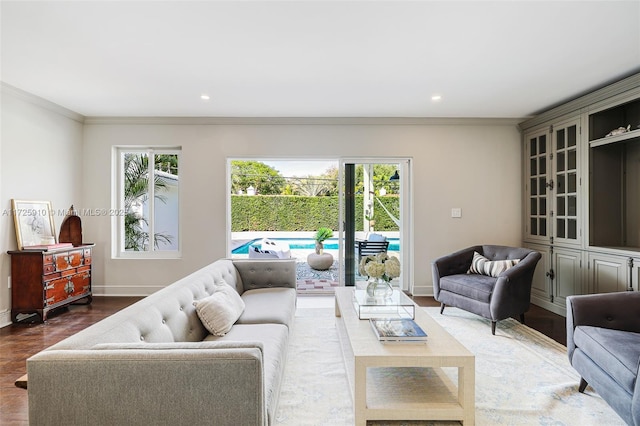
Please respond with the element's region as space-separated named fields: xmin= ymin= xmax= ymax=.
xmin=566 ymin=292 xmax=640 ymax=426
xmin=432 ymin=245 xmax=541 ymax=334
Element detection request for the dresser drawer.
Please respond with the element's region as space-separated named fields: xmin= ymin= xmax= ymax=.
xmin=44 ymin=271 xmax=91 ymax=307
xmin=53 ymin=250 xmax=84 ymax=271
xmin=45 ymin=276 xmax=73 ymax=307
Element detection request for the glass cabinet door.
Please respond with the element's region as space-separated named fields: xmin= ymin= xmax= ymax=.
xmin=526 ymin=129 xmax=550 ymax=242
xmin=553 ymin=119 xmax=581 ymax=245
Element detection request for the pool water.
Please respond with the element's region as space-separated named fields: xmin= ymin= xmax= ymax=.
xmin=232 ymin=237 xmax=400 ymax=254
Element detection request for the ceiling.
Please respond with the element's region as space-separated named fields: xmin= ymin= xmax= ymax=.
xmin=1 ymin=1 xmax=639 ymax=118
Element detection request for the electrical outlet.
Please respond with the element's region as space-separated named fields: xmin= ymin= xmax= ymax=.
xmin=451 ymin=208 xmax=462 ymax=218
xmin=7 ymin=276 xmax=11 ymax=289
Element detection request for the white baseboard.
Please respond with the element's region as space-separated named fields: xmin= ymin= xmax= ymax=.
xmin=531 ymin=296 xmax=566 ymax=317
xmin=410 ymin=284 xmax=433 ymax=297
xmin=0 ymin=310 xmax=11 ymax=329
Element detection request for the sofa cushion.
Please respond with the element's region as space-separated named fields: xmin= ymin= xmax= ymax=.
xmin=574 ymin=325 xmax=640 ymax=394
xmin=237 ymin=287 xmax=297 ymax=328
xmin=439 ymin=273 xmax=496 ymax=303
xmin=193 ymin=283 xmax=245 ymax=336
xmin=468 ymin=251 xmax=520 ymax=277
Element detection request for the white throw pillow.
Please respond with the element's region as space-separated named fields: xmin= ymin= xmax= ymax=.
xmin=468 ymin=251 xmax=520 ymax=278
xmin=193 ymin=283 xmax=245 ymax=336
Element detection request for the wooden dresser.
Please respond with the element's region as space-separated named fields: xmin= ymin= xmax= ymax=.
xmin=8 ymin=244 xmax=94 ymax=323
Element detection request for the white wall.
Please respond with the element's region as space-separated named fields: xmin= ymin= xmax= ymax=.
xmin=0 ymin=85 xmax=524 ymax=328
xmin=0 ymin=85 xmax=84 ymax=327
xmin=82 ymin=118 xmax=523 ymax=297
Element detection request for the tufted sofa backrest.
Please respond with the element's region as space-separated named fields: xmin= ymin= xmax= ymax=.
xmin=46 ymin=259 xmax=240 ymax=350
xmin=231 ymin=258 xmax=297 ymax=292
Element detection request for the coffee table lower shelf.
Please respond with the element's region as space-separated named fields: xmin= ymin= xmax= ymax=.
xmin=362 ymin=365 xmax=468 ymax=422
xmin=335 ymin=288 xmax=475 ymax=425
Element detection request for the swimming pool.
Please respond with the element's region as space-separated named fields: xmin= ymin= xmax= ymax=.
xmin=232 ymin=237 xmax=400 ymax=254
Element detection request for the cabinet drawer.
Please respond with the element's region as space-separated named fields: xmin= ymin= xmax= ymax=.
xmin=70 ymin=272 xmax=91 ymax=296
xmin=53 ymin=250 xmax=83 ymax=271
xmin=44 ymin=272 xmax=91 ymax=307
xmin=45 ymin=277 xmax=72 ymax=306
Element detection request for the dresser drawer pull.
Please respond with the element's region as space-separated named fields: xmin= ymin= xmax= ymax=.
xmin=65 ymin=280 xmax=75 ymax=295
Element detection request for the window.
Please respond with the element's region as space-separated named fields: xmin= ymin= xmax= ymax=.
xmin=114 ymin=147 xmax=180 ymax=258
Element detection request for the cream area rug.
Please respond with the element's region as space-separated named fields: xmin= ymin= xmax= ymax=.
xmin=275 ymin=306 xmax=625 ymax=426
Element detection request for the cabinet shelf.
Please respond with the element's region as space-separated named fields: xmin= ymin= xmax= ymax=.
xmin=589 ymin=97 xmax=640 ymax=141
xmin=589 ymin=129 xmax=640 ymax=148
xmin=588 ymin=245 xmax=640 ymax=254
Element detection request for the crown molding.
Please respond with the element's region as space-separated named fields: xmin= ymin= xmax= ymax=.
xmin=83 ymin=116 xmax=524 ymax=126
xmin=1 ymin=82 xmax=85 ymax=123
xmin=519 ymin=71 xmax=640 ymax=131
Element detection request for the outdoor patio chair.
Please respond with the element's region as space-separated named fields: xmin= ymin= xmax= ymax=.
xmin=356 ymin=233 xmax=389 ymax=262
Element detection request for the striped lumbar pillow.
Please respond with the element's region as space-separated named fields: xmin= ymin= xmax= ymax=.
xmin=468 ymin=251 xmax=520 ymax=278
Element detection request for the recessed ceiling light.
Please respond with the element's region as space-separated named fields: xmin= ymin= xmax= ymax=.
xmin=431 ymin=95 xmax=442 ymax=102
xmin=200 ymin=94 xmax=210 ymax=101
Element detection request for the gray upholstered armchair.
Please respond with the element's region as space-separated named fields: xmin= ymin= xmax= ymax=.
xmin=432 ymin=245 xmax=541 ymax=334
xmin=566 ymin=292 xmax=640 ymax=426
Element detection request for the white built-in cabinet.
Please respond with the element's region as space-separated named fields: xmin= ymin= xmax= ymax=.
xmin=525 ymin=118 xmax=582 ymax=246
xmin=523 ymin=117 xmax=584 ymax=315
xmin=521 ymin=73 xmax=640 ymax=316
xmin=586 ymin=252 xmax=629 ymax=294
xmin=527 ymin=243 xmax=551 ymax=302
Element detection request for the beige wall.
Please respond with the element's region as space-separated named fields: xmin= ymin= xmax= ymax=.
xmin=0 ymin=85 xmax=524 ymax=327
xmin=82 ymin=118 xmax=523 ymax=297
xmin=0 ymin=86 xmax=84 ymax=327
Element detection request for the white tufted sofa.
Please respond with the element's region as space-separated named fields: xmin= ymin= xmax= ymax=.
xmin=27 ymin=258 xmax=297 ymax=426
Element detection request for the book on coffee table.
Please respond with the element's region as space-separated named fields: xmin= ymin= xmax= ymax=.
xmin=369 ymin=318 xmax=428 ymax=342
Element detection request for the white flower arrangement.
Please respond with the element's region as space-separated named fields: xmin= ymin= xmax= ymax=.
xmin=359 ymin=252 xmax=401 ymax=282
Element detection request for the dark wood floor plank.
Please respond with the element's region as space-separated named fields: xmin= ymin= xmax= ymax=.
xmin=0 ymin=296 xmax=566 ymax=425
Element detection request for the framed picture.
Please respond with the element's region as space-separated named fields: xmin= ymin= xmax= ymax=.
xmin=11 ymin=199 xmax=57 ymax=249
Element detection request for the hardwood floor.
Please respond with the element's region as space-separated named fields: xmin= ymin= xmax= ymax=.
xmin=0 ymin=295 xmax=566 ymax=425
xmin=0 ymin=297 xmax=142 ymax=426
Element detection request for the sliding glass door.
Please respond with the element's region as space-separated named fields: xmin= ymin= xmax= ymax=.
xmin=338 ymin=158 xmax=412 ymax=292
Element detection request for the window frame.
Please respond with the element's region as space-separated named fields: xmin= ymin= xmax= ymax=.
xmin=113 ymin=146 xmax=182 ymax=259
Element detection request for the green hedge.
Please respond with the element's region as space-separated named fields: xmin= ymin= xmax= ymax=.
xmin=231 ymin=195 xmax=399 ymax=232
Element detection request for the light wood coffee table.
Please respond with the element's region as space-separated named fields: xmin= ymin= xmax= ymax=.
xmin=335 ymin=287 xmax=475 ymax=425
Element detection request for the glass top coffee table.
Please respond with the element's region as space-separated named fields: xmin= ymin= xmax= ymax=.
xmin=352 ymin=289 xmax=416 ymax=319
xmin=335 ymin=287 xmax=475 ymax=425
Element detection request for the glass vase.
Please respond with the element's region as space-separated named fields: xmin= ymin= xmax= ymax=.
xmin=366 ymin=278 xmax=393 ymax=298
